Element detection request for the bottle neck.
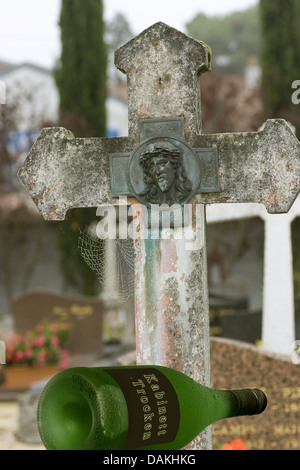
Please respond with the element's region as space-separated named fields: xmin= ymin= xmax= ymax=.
xmin=229 ymin=389 xmax=267 ymax=417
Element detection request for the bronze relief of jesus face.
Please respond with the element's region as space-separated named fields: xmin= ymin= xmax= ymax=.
xmin=138 ymin=141 xmax=192 ymax=206
xmin=149 ymin=156 xmax=176 ymax=193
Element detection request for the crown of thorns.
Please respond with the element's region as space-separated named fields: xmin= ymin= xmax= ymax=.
xmin=139 ymin=141 xmax=181 ymax=169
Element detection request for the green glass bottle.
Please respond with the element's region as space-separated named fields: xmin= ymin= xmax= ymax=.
xmin=37 ymin=365 xmax=267 ymax=450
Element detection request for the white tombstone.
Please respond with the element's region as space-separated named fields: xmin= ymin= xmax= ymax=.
xmin=207 ymin=195 xmax=300 ymax=356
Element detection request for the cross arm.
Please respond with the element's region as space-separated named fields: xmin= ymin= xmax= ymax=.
xmin=18 ymin=127 xmax=133 ymax=221
xmin=194 ymin=119 xmax=300 ymax=213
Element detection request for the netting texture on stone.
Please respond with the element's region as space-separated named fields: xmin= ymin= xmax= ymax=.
xmin=78 ymin=228 xmax=135 ymax=303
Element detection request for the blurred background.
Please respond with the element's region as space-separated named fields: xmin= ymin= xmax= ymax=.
xmin=0 ymin=0 xmax=300 ymax=449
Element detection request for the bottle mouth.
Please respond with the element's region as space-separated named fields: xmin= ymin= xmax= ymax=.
xmin=37 ymin=370 xmax=96 ymax=449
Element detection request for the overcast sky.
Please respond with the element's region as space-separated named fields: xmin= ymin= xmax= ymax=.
xmin=0 ymin=0 xmax=257 ymax=68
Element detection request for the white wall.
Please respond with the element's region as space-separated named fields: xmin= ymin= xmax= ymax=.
xmin=3 ymin=65 xmax=59 ymax=130
xmin=1 ymin=63 xmax=129 ymax=138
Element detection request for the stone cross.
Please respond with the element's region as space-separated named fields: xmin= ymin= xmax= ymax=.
xmin=18 ymin=23 xmax=300 ymax=450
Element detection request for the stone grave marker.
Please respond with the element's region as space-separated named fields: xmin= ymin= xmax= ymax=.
xmin=18 ymin=23 xmax=300 ymax=449
xmin=209 ymin=294 xmax=262 ymax=344
xmin=12 ymin=290 xmax=104 ymax=360
xmin=210 ymin=337 xmax=300 ymax=450
xmin=207 ymin=194 xmax=300 ymax=356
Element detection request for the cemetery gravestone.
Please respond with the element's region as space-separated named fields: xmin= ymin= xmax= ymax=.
xmin=209 ymin=294 xmax=262 ymax=344
xmin=18 ymin=23 xmax=300 ymax=449
xmin=210 ymin=337 xmax=300 ymax=450
xmin=12 ymin=290 xmax=104 ymax=359
xmin=207 ymin=196 xmax=300 ymax=356
xmin=261 ymin=198 xmax=300 ymax=355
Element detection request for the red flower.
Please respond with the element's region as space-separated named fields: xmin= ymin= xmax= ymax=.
xmin=231 ymin=439 xmax=248 ymax=450
xmin=221 ymin=439 xmax=248 ymax=450
xmin=221 ymin=443 xmax=234 ymax=450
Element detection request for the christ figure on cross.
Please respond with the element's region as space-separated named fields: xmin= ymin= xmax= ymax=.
xmin=138 ymin=141 xmax=193 ymax=206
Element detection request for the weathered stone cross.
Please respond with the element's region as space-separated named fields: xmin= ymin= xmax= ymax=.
xmin=18 ymin=23 xmax=300 ymax=450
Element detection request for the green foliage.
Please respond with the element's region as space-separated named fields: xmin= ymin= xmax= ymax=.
xmin=55 ymin=0 xmax=107 ymax=137
xmin=260 ymin=0 xmax=300 ymax=292
xmin=56 ymin=0 xmax=107 ymax=296
xmin=260 ymin=0 xmax=300 ymax=121
xmin=186 ymin=5 xmax=260 ymax=74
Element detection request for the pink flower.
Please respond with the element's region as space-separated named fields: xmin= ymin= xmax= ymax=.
xmin=60 ymin=349 xmax=69 ymax=369
xmin=60 ymin=350 xmax=69 ymax=369
xmin=50 ymin=322 xmax=58 ymax=333
xmin=36 ymin=324 xmax=44 ymax=333
xmin=10 ymin=334 xmax=22 ymax=345
xmin=24 ymin=348 xmax=33 ymax=359
xmin=14 ymin=350 xmax=24 ymax=362
xmin=33 ymin=336 xmax=46 ymax=347
xmin=4 ymin=320 xmax=71 ymax=366
xmin=36 ymin=351 xmax=48 ymax=365
xmin=51 ymin=336 xmax=60 ymax=346
xmin=6 ymin=344 xmax=14 ymax=354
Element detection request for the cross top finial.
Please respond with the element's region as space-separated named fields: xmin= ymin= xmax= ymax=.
xmin=115 ymin=22 xmax=211 ymax=144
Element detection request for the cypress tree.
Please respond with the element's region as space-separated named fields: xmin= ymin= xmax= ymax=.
xmin=56 ymin=0 xmax=107 ymax=295
xmin=260 ymin=0 xmax=300 ymax=295
xmin=260 ymin=0 xmax=300 ymax=129
xmin=56 ymin=0 xmax=107 ymax=137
